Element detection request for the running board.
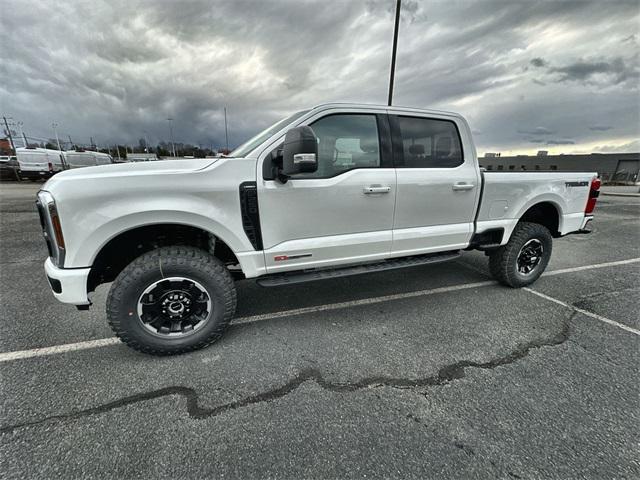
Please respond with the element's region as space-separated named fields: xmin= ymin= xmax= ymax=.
xmin=256 ymin=251 xmax=460 ymax=287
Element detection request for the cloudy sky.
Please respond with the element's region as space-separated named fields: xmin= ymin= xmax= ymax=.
xmin=1 ymin=0 xmax=639 ymax=155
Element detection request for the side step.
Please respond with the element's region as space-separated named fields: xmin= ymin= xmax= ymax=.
xmin=256 ymin=251 xmax=460 ymax=287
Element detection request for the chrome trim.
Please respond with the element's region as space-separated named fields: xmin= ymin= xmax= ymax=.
xmin=36 ymin=190 xmax=65 ymax=267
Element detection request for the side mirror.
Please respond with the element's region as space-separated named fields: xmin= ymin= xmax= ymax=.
xmin=281 ymin=126 xmax=318 ymax=177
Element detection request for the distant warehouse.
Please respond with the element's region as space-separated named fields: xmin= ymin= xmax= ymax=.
xmin=479 ymin=152 xmax=639 ymax=185
xmin=127 ymin=152 xmax=158 ymax=162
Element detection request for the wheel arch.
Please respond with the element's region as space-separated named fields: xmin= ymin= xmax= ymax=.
xmin=87 ymin=222 xmax=242 ymax=293
xmin=518 ymin=201 xmax=562 ymax=237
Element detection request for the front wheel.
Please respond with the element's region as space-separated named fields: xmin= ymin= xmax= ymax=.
xmin=107 ymin=246 xmax=237 ymax=355
xmin=489 ymin=222 xmax=552 ymax=288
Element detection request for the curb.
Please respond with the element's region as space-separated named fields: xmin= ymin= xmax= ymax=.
xmin=601 ymin=192 xmax=640 ymax=198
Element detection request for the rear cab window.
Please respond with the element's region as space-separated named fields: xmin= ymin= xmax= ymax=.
xmin=391 ymin=115 xmax=464 ymax=168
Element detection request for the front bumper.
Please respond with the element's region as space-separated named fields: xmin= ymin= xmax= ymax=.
xmin=44 ymin=257 xmax=91 ymax=306
xmin=20 ymin=170 xmax=53 ymax=180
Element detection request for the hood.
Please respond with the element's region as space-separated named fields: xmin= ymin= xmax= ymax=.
xmin=44 ymin=158 xmax=218 ymax=189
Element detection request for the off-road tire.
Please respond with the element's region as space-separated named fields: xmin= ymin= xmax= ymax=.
xmin=106 ymin=246 xmax=236 ymax=355
xmin=489 ymin=222 xmax=552 ymax=288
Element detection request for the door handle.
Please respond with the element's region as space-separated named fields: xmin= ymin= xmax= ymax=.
xmin=452 ymin=183 xmax=475 ymax=191
xmin=363 ymin=186 xmax=391 ymax=194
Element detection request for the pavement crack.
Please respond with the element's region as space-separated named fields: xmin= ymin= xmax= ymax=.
xmin=0 ymin=313 xmax=573 ymax=434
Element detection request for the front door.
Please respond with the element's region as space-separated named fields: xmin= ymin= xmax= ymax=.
xmin=258 ymin=111 xmax=396 ymax=273
xmin=390 ymin=114 xmax=480 ymax=255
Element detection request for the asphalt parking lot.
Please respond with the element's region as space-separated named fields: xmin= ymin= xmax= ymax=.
xmin=1 ymin=181 xmax=638 ymax=479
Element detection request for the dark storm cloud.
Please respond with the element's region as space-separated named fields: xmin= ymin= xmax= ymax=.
xmin=530 ymin=58 xmax=548 ymax=68
xmin=530 ymin=56 xmax=639 ymax=86
xmin=550 ymin=58 xmax=639 ymax=84
xmin=517 ymin=127 xmax=556 ymax=135
xmin=1 ymin=0 xmax=639 ymax=154
xmin=546 ymin=139 xmax=575 ymax=145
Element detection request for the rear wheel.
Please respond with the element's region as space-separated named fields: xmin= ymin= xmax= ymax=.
xmin=107 ymin=246 xmax=236 ymax=355
xmin=489 ymin=222 xmax=552 ymax=288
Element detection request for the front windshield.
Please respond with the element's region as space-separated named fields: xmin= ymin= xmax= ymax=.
xmin=230 ymin=109 xmax=310 ymax=158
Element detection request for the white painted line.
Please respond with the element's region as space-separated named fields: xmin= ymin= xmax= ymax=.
xmin=0 ymin=281 xmax=496 ymax=363
xmin=232 ymin=280 xmax=496 ymax=326
xmin=543 ymin=257 xmax=640 ymax=277
xmin=524 ymin=287 xmax=640 ymax=336
xmin=1 ymin=256 xmax=639 ymax=363
xmin=0 ymin=338 xmax=120 ymax=363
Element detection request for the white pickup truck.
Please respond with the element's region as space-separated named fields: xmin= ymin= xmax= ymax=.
xmin=37 ymin=103 xmax=600 ymax=355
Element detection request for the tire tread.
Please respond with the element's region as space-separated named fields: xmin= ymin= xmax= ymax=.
xmin=489 ymin=222 xmax=552 ymax=288
xmin=106 ymin=246 xmax=236 ymax=355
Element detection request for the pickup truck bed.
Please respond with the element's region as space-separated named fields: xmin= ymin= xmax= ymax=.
xmin=477 ymin=171 xmax=596 ymax=243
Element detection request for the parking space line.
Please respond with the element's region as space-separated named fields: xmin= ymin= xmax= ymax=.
xmin=1 ymin=257 xmax=638 ymax=363
xmin=232 ymin=280 xmax=496 ymax=326
xmin=0 ymin=338 xmax=120 ymax=363
xmin=0 ymin=280 xmax=497 ymax=363
xmin=542 ymin=257 xmax=640 ymax=276
xmin=524 ymin=288 xmax=640 ymax=336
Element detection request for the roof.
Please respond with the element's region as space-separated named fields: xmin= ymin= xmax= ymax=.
xmin=309 ymin=102 xmax=463 ymax=119
xmin=15 ymin=147 xmax=65 ymax=155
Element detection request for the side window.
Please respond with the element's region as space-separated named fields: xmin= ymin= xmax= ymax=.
xmin=395 ymin=116 xmax=463 ymax=168
xmin=304 ymin=114 xmax=380 ymax=178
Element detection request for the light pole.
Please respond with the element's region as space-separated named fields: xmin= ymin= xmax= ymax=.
xmin=143 ymin=130 xmax=149 ymax=153
xmin=2 ymin=116 xmax=16 ymax=152
xmin=52 ymin=122 xmax=62 ymax=151
xmin=167 ymin=117 xmax=176 ymax=157
xmin=388 ymin=0 xmax=401 ymax=106
xmin=224 ymin=107 xmax=229 ymax=152
xmin=17 ymin=121 xmax=28 ymax=147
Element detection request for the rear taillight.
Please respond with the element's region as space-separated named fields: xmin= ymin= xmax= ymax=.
xmin=48 ymin=162 xmax=53 ymax=172
xmin=585 ymin=177 xmax=601 ymax=214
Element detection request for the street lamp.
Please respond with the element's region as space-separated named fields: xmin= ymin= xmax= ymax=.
xmin=51 ymin=122 xmax=62 ymax=151
xmin=167 ymin=118 xmax=176 ymax=157
xmin=388 ymin=0 xmax=402 ymax=106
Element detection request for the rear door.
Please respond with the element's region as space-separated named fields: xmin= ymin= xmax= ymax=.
xmin=257 ymin=109 xmax=396 ymax=273
xmin=17 ymin=152 xmax=48 ymax=172
xmin=389 ymin=114 xmax=481 ymax=255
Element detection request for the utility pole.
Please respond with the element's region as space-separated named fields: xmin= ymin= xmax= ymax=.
xmin=144 ymin=130 xmax=149 ymax=153
xmin=224 ymin=107 xmax=229 ymax=152
xmin=388 ymin=0 xmax=401 ymax=106
xmin=116 ymin=145 xmax=121 ymax=162
xmin=167 ymin=117 xmax=176 ymax=157
xmin=17 ymin=121 xmax=28 ymax=147
xmin=52 ymin=122 xmax=62 ymax=151
xmin=68 ymin=135 xmax=74 ymax=149
xmin=2 ymin=116 xmax=16 ymax=152
xmin=90 ymin=136 xmax=95 ymax=150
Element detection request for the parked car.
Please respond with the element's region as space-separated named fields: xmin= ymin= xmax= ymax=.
xmin=16 ymin=147 xmax=67 ymax=180
xmin=65 ymin=150 xmax=113 ymax=168
xmin=37 ymin=103 xmax=600 ymax=355
xmin=0 ymin=155 xmax=21 ymax=180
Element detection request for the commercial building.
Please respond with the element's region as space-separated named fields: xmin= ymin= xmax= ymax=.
xmin=479 ymin=152 xmax=639 ymax=184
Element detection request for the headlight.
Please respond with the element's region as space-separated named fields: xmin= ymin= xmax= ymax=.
xmin=36 ymin=191 xmax=66 ymax=267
